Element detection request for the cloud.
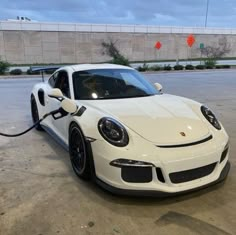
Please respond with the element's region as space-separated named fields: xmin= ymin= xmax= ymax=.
xmin=0 ymin=0 xmax=236 ymax=27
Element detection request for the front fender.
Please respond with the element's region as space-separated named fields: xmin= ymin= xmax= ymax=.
xmin=31 ymin=83 xmax=49 ymax=119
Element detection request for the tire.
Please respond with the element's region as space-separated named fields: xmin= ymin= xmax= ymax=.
xmin=69 ymin=123 xmax=91 ymax=180
xmin=31 ymin=95 xmax=44 ymax=131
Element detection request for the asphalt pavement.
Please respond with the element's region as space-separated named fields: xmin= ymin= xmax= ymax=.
xmin=0 ymin=70 xmax=235 ymax=235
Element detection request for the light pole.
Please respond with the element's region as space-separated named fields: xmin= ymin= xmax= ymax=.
xmin=205 ymin=0 xmax=209 ymax=27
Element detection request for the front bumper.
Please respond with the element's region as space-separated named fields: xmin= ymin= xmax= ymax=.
xmin=95 ymin=161 xmax=230 ymax=197
xmin=90 ymin=126 xmax=230 ymax=195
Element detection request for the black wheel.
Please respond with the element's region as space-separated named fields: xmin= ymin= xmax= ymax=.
xmin=69 ymin=123 xmax=91 ymax=180
xmin=31 ymin=95 xmax=44 ymax=131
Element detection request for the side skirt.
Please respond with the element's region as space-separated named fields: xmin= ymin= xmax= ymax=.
xmin=41 ymin=124 xmax=69 ymax=151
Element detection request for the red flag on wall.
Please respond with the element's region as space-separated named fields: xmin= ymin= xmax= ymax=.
xmin=155 ymin=41 xmax=162 ymax=50
xmin=187 ymin=35 xmax=195 ymax=47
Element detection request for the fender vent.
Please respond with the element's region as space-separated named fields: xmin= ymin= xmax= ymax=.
xmin=38 ymin=89 xmax=45 ymax=106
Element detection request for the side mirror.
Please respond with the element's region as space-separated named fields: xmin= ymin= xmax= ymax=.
xmin=48 ymin=88 xmax=63 ymax=98
xmin=154 ymin=83 xmax=163 ymax=92
xmin=61 ymin=99 xmax=78 ymax=114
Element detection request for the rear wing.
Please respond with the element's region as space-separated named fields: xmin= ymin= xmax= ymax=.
xmin=30 ymin=66 xmax=61 ymax=82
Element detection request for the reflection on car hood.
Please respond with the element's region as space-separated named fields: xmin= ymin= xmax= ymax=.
xmin=81 ymin=94 xmax=210 ymax=145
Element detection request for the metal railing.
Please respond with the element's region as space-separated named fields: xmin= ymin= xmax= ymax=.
xmin=0 ymin=21 xmax=236 ymax=35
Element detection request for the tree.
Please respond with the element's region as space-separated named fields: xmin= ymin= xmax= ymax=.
xmin=0 ymin=58 xmax=10 ymax=75
xmin=101 ymin=39 xmax=130 ymax=66
xmin=199 ymin=37 xmax=231 ymax=68
xmin=202 ymin=37 xmax=229 ymax=60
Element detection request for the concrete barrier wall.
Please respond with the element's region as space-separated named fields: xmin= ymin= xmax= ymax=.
xmin=0 ymin=21 xmax=236 ymax=64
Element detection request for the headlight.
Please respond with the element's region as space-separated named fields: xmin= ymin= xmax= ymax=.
xmin=201 ymin=106 xmax=221 ymax=130
xmin=98 ymin=117 xmax=129 ymax=147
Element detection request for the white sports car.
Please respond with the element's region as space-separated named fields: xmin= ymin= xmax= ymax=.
xmin=31 ymin=64 xmax=230 ymax=196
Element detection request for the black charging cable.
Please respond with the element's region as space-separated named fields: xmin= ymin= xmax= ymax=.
xmin=0 ymin=95 xmax=75 ymax=138
xmin=0 ymin=112 xmax=52 ymax=137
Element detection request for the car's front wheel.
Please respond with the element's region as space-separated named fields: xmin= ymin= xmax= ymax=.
xmin=69 ymin=123 xmax=91 ymax=180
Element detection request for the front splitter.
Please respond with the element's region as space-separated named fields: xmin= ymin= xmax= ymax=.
xmin=95 ymin=161 xmax=231 ymax=197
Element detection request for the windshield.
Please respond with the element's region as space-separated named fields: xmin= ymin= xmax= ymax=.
xmin=72 ymin=69 xmax=158 ymax=100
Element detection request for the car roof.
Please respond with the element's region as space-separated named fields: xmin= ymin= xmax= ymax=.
xmin=63 ymin=63 xmax=134 ymax=72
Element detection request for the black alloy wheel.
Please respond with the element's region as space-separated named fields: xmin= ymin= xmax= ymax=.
xmin=69 ymin=124 xmax=91 ymax=180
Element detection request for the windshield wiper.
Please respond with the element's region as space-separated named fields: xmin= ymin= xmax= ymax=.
xmin=98 ymin=94 xmax=155 ymax=99
xmin=131 ymin=94 xmax=154 ymax=98
xmin=78 ymin=94 xmax=156 ymax=100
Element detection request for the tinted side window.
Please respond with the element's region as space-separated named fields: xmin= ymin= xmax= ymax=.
xmin=48 ymin=72 xmax=58 ymax=87
xmin=54 ymin=71 xmax=70 ymax=98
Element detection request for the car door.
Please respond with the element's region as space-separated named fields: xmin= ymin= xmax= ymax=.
xmin=42 ymin=71 xmax=59 ymax=128
xmin=47 ymin=70 xmax=71 ymax=145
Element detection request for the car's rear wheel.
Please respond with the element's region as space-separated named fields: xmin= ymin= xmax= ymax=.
xmin=69 ymin=123 xmax=91 ymax=180
xmin=31 ymin=95 xmax=44 ymax=131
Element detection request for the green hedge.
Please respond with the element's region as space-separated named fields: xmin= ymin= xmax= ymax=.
xmin=163 ymin=65 xmax=172 ymax=71
xmin=173 ymin=65 xmax=184 ymax=70
xmin=149 ymin=65 xmax=162 ymax=71
xmin=195 ymin=65 xmax=206 ymax=70
xmin=10 ymin=69 xmax=22 ymax=75
xmin=112 ymin=55 xmax=130 ymax=66
xmin=222 ymin=65 xmax=231 ymax=69
xmin=137 ymin=63 xmax=149 ymax=72
xmin=0 ymin=60 xmax=10 ymax=75
xmin=205 ymin=65 xmax=214 ymax=69
xmin=136 ymin=63 xmax=231 ymax=72
xmin=185 ymin=64 xmax=195 ymax=70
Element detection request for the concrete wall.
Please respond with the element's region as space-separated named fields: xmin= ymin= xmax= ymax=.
xmin=0 ymin=21 xmax=236 ymax=64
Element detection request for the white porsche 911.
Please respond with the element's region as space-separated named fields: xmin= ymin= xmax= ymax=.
xmin=31 ymin=64 xmax=230 ymax=196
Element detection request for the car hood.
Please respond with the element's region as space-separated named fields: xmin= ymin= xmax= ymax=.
xmin=81 ymin=94 xmax=210 ymax=145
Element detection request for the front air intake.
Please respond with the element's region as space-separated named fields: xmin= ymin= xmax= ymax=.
xmin=169 ymin=163 xmax=217 ymax=184
xmin=121 ymin=167 xmax=152 ymax=183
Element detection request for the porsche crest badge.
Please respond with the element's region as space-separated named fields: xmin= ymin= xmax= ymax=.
xmin=180 ymin=132 xmax=186 ymax=137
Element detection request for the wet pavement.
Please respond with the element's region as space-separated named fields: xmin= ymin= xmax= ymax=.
xmin=0 ymin=70 xmax=235 ymax=235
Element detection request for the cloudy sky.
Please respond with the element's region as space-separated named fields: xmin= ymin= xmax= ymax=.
xmin=1 ymin=0 xmax=236 ymax=27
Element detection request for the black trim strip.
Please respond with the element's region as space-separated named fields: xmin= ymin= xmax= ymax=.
xmin=157 ymin=135 xmax=213 ymax=148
